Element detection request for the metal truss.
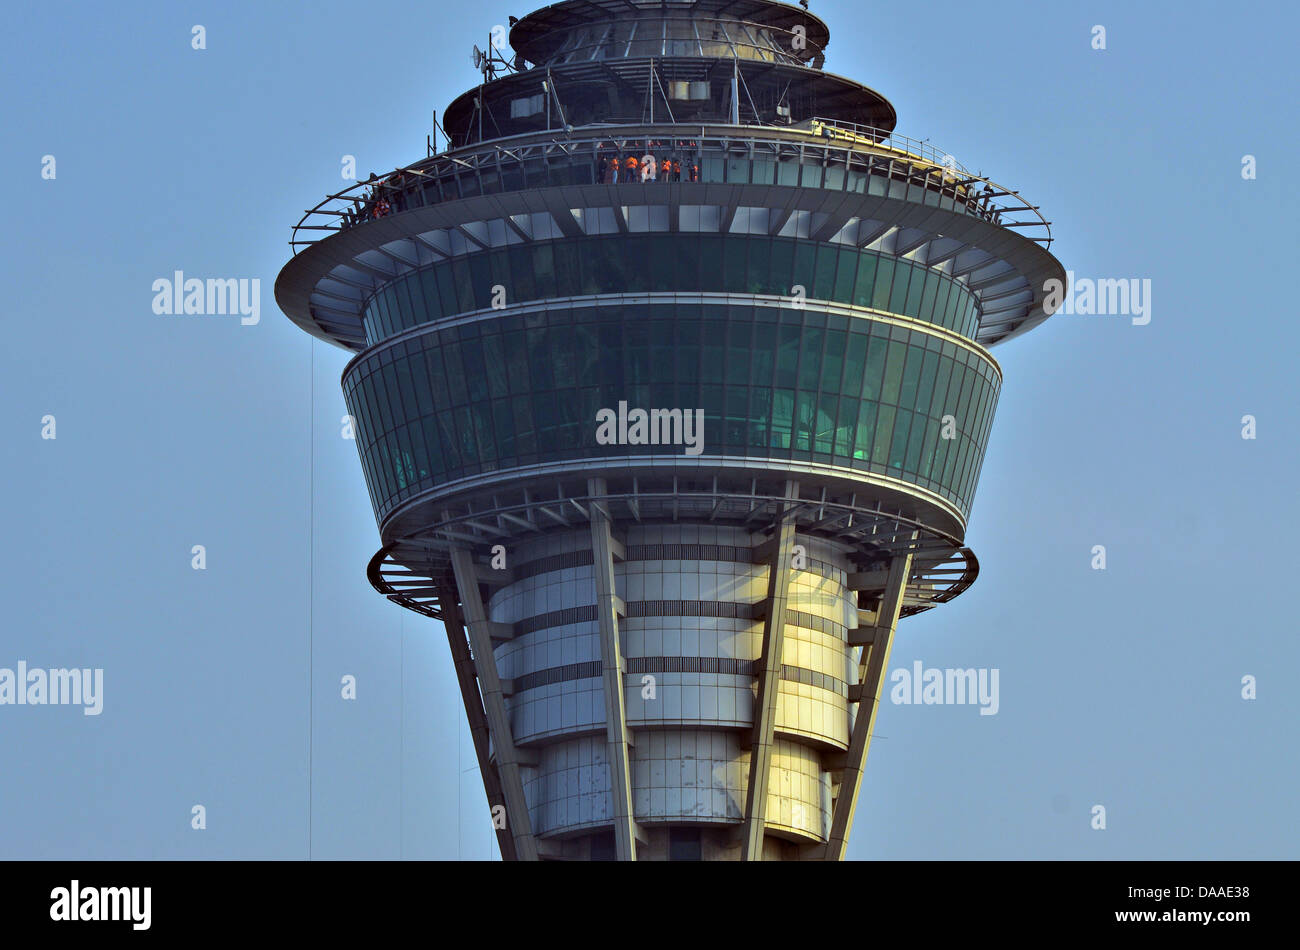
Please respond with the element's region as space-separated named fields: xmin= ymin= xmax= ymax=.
xmin=369 ymin=473 xmax=978 ymax=622
xmin=371 ymin=471 xmax=951 ymax=859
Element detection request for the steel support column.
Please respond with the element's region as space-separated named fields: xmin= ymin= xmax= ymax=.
xmin=587 ymin=478 xmax=640 ymax=860
xmin=741 ymin=480 xmax=799 ymax=860
xmin=439 ymin=593 xmax=517 ymax=861
xmin=821 ymin=552 xmax=912 ymax=861
xmin=449 ymin=546 xmax=539 ymax=861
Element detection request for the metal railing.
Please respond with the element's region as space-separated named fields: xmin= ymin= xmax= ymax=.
xmin=366 ymin=480 xmax=979 ymax=621
xmin=289 ymin=121 xmax=1050 ymax=254
xmin=806 ymin=117 xmax=974 ymax=176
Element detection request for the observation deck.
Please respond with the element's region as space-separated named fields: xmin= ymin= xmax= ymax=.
xmin=279 ymin=119 xmax=1057 ymax=353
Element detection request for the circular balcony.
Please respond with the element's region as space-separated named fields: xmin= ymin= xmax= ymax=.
xmin=278 ymin=121 xmax=1058 ymax=352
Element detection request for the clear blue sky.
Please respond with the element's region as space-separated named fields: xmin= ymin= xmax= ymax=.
xmin=1 ymin=0 xmax=1296 ymax=859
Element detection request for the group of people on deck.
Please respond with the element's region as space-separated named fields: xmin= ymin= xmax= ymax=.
xmin=601 ymin=150 xmax=699 ymax=184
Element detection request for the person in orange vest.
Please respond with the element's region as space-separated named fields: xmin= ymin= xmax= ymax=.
xmin=624 ymin=154 xmax=639 ymax=180
xmin=604 ymin=156 xmax=619 ymax=184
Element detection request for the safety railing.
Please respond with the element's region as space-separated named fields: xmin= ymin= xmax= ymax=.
xmin=290 ymin=122 xmax=1050 ymax=254
xmin=805 ymin=117 xmax=973 ymax=176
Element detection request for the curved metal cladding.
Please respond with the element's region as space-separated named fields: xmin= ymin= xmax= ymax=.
xmin=278 ymin=0 xmax=1064 ymax=860
xmin=491 ymin=526 xmax=856 ymax=851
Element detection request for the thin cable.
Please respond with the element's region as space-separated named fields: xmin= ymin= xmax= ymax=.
xmin=458 ymin=692 xmax=462 ymax=860
xmin=308 ymin=337 xmax=315 ymax=861
xmin=400 ymin=611 xmax=404 ymax=860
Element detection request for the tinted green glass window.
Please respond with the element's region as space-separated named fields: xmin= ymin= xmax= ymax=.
xmin=843 ymin=332 xmax=868 ymax=393
xmin=931 ymin=280 xmax=951 ymax=329
xmin=505 ymin=333 xmax=530 ymax=394
xmin=889 ymin=411 xmax=911 ymax=471
xmin=905 ymin=266 xmax=925 ymax=317
xmin=365 ymin=237 xmax=983 ymax=345
xmin=822 ymin=329 xmax=846 ymax=394
xmin=488 ymin=249 xmax=510 ymax=298
xmin=752 ymin=323 xmax=776 ymax=387
xmin=698 ymin=236 xmax=723 ymax=290
xmin=771 ymin=389 xmax=794 ymax=449
xmin=451 ymin=259 xmax=474 ymax=312
xmin=724 ymin=387 xmax=748 ymax=446
xmin=554 ymin=241 xmax=580 ymax=296
xmin=646 ymin=238 xmax=673 ymax=292
xmin=797 ymin=328 xmax=823 ymax=390
xmin=792 ymin=242 xmax=816 ymax=298
xmin=813 ymin=246 xmax=837 ymax=301
xmin=677 ymin=322 xmax=700 ymax=384
xmin=815 ymin=391 xmax=837 ymax=453
xmin=724 ymin=240 xmax=747 ymax=292
xmin=496 ymin=247 xmax=527 ymax=303
xmin=862 ymin=337 xmax=887 ymax=402
xmin=871 ymin=405 xmax=895 ymax=465
xmin=746 ymin=238 xmax=773 ymax=294
xmin=769 ymin=240 xmax=794 ymax=296
xmin=775 ymin=324 xmax=801 ymax=388
xmin=881 ymin=341 xmax=906 ymax=404
xmin=531 ymin=244 xmax=556 ymax=298
xmin=481 ymin=334 xmax=508 ymax=400
xmin=853 ymin=403 xmax=876 ymax=460
xmin=346 ymin=307 xmax=1000 ymax=520
xmin=834 ymin=395 xmax=857 ymax=456
xmin=675 ymin=236 xmax=701 ymax=291
xmin=899 ymin=345 xmax=922 ymax=410
xmin=889 ymin=262 xmax=911 ymax=314
xmin=919 ymin=272 xmax=938 ymax=323
xmin=915 ymin=350 xmax=939 ymax=413
xmin=749 ymin=386 xmax=771 ymax=446
xmin=853 ymin=255 xmax=877 ymax=308
xmin=872 ymin=259 xmax=894 ymax=310
xmin=726 ymin=322 xmax=750 ymax=385
xmin=793 ymin=391 xmax=816 ymax=451
xmin=904 ymin=411 xmax=927 ymax=474
xmin=419 ymin=268 xmax=443 ymax=319
xmin=409 ymin=351 xmax=435 ymax=416
xmin=467 ymin=252 xmax=491 ymax=308
xmin=834 ymin=247 xmax=857 ymax=303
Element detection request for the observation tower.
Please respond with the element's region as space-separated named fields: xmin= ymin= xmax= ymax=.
xmin=276 ymin=0 xmax=1064 ymax=860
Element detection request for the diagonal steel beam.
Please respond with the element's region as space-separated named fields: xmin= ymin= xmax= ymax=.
xmin=821 ymin=552 xmax=912 ymax=860
xmin=439 ymin=593 xmax=517 ymax=861
xmin=449 ymin=546 xmax=539 ymax=860
xmin=741 ymin=479 xmax=799 ymax=860
xmin=587 ymin=478 xmax=641 ymax=859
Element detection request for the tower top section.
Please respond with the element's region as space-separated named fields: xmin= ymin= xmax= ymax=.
xmin=509 ymin=0 xmax=830 ymax=67
xmin=444 ymin=0 xmax=893 ymax=145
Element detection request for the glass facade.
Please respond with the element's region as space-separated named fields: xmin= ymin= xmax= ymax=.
xmin=361 ymin=235 xmax=981 ymax=345
xmin=343 ymin=303 xmax=1000 ymax=522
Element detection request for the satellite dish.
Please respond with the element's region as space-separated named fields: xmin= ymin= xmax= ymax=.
xmin=472 ymin=45 xmax=484 ymax=70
